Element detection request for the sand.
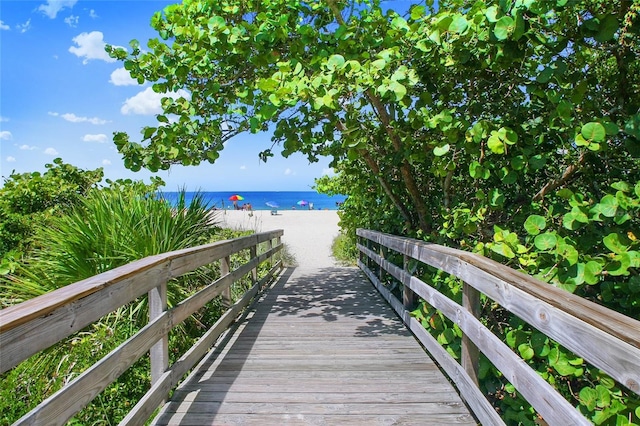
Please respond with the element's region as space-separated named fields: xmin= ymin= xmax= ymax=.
xmin=212 ymin=209 xmax=341 ymax=269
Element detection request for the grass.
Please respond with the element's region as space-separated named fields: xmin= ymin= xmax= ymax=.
xmin=331 ymin=233 xmax=358 ymax=266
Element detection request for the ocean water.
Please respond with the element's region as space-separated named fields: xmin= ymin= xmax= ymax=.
xmin=160 ymin=191 xmax=347 ymax=211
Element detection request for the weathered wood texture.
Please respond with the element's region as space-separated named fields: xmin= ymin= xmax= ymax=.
xmin=356 ymin=228 xmax=640 ymax=426
xmin=152 ymin=267 xmax=477 ymax=426
xmin=1 ymin=230 xmax=283 ymax=426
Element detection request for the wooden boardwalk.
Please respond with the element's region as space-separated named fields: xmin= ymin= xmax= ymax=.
xmin=152 ymin=266 xmax=477 ymax=425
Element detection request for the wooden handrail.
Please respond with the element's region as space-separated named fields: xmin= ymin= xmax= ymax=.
xmin=357 ymin=228 xmax=640 ymax=426
xmin=0 ymin=230 xmax=284 ymax=425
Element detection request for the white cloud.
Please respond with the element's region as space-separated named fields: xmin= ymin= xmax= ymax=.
xmin=121 ymin=87 xmax=190 ymax=115
xmin=284 ymin=168 xmax=296 ymax=176
xmin=0 ymin=116 xmax=8 ymax=122
xmin=64 ymin=15 xmax=79 ymax=27
xmin=20 ymin=144 xmax=37 ymax=150
xmin=16 ymin=19 xmax=31 ymax=33
xmin=44 ymin=147 xmax=59 ymax=155
xmin=0 ymin=21 xmax=9 ymax=31
xmin=49 ymin=111 xmax=108 ymax=125
xmin=240 ymin=165 xmax=247 ymax=170
xmin=38 ymin=0 xmax=78 ymax=19
xmin=6 ymin=156 xmax=16 ymax=162
xmin=69 ymin=31 xmax=116 ymax=64
xmin=0 ymin=131 xmax=12 ymax=140
xmin=322 ymin=167 xmax=336 ymax=176
xmin=102 ymin=159 xmax=111 ymax=165
xmin=109 ymin=67 xmax=137 ymax=86
xmin=83 ymin=133 xmax=107 ymax=143
xmin=89 ymin=10 xmax=98 ymax=19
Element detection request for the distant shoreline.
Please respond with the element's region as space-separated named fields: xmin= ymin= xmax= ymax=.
xmin=161 ymin=190 xmax=347 ymax=211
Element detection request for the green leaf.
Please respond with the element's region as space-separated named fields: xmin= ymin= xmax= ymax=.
xmin=598 ymin=194 xmax=618 ymax=217
xmin=143 ymin=127 xmax=156 ymax=139
xmin=389 ymin=81 xmax=407 ymax=101
xmin=506 ymin=329 xmax=520 ymax=348
xmin=518 ymin=343 xmax=534 ymax=360
xmin=579 ymin=387 xmax=597 ymax=411
xmin=391 ymin=16 xmax=410 ymax=32
xmin=433 ymin=144 xmax=450 ymax=156
xmin=326 ymin=54 xmax=345 ymax=71
xmin=606 ymin=253 xmax=631 ymax=276
xmin=487 ymin=133 xmax=505 ymax=154
xmin=371 ymin=58 xmax=386 ymax=71
xmin=257 ymin=78 xmax=278 ymax=92
xmin=494 ymin=16 xmax=514 ymax=40
xmin=489 ymin=188 xmax=504 ymax=207
xmin=491 ymin=242 xmax=515 ymax=259
xmin=410 ymin=5 xmax=425 ymax=20
xmin=485 ymin=6 xmax=500 ymax=22
xmin=595 ymin=385 xmax=611 ymax=408
xmin=524 ymin=215 xmax=546 ymax=235
xmin=595 ymin=15 xmax=619 ymax=42
xmin=603 ymin=233 xmax=629 ymax=254
xmin=207 ymin=16 xmax=226 ymax=30
xmin=584 ymin=261 xmax=602 ymax=285
xmin=611 ymin=181 xmax=630 ymax=192
xmin=581 ymin=122 xmax=606 ymax=142
xmin=449 ymin=15 xmax=468 ymax=34
xmin=563 ymin=212 xmax=583 ymax=230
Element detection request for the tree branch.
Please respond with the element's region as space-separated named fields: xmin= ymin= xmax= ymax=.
xmin=532 ymin=152 xmax=586 ymax=202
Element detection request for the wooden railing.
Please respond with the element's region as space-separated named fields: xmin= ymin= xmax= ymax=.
xmin=357 ymin=229 xmax=640 ymax=426
xmin=0 ymin=230 xmax=283 ymax=425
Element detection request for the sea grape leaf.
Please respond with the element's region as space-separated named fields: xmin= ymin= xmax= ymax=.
xmin=524 ymin=215 xmax=546 ymax=235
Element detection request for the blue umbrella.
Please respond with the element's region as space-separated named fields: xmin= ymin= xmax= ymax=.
xmin=266 ymin=201 xmax=279 ymax=208
xmin=297 ymin=200 xmax=308 ymax=206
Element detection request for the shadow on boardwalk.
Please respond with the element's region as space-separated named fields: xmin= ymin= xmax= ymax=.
xmin=152 ymin=266 xmax=476 ymax=425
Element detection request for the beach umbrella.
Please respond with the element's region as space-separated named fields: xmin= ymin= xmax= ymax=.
xmin=266 ymin=201 xmax=279 ymax=208
xmin=228 ymin=194 xmax=244 ymax=201
xmin=297 ymin=200 xmax=308 ymax=206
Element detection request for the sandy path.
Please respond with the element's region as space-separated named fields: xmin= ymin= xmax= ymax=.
xmin=212 ymin=210 xmax=341 ymax=269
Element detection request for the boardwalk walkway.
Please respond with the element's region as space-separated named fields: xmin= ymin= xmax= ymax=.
xmin=151 ymin=266 xmax=476 ymax=425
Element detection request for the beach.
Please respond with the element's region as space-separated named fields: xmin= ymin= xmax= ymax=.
xmin=213 ymin=209 xmax=341 ymax=268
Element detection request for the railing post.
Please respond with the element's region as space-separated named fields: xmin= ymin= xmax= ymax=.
xmin=250 ymin=245 xmax=258 ymax=285
xmin=276 ymin=235 xmax=282 ymax=266
xmin=461 ymin=282 xmax=480 ymax=386
xmin=267 ymin=237 xmax=273 ymax=272
xmin=221 ymin=255 xmax=231 ymax=307
xmin=379 ymin=245 xmax=387 ymax=284
xmin=403 ymin=254 xmax=417 ymax=309
xmin=149 ymin=281 xmax=168 ymax=386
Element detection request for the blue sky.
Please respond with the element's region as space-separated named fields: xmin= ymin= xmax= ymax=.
xmin=0 ymin=0 xmax=342 ymax=191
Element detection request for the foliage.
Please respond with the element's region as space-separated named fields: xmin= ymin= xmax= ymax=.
xmin=0 ymin=158 xmax=103 ymax=259
xmin=0 ymin=183 xmax=223 ymax=424
xmin=108 ymin=0 xmax=640 ymax=423
xmin=331 ymin=233 xmax=358 ymax=265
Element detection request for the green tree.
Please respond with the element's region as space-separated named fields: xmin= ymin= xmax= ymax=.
xmin=109 ymin=0 xmax=640 ymax=422
xmin=0 ymin=158 xmax=103 ymax=259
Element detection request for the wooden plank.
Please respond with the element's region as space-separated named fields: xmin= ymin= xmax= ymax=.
xmin=151 ymin=267 xmax=476 ymax=426
xmin=168 ymin=390 xmax=461 ymax=404
xmin=160 ymin=401 xmax=470 ymax=415
xmin=154 ymin=413 xmax=476 ymax=426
